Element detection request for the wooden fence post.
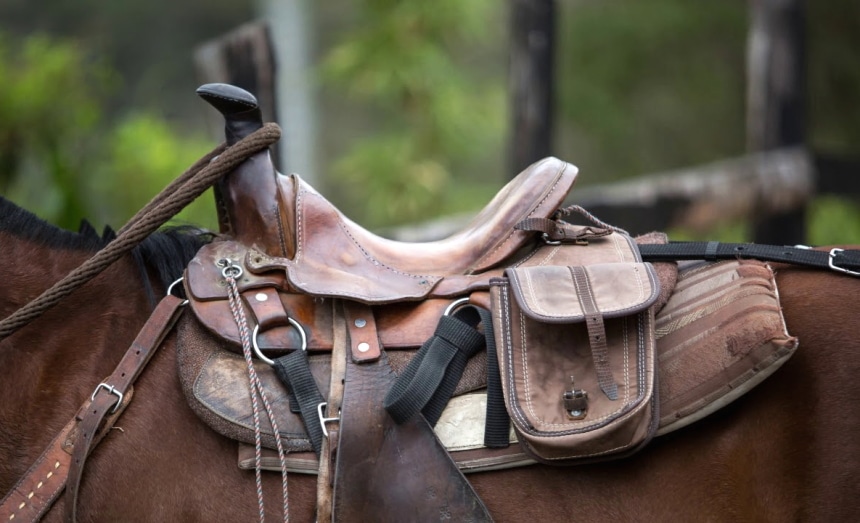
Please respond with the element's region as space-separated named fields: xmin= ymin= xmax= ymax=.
xmin=747 ymin=0 xmax=807 ymax=244
xmin=509 ymin=0 xmax=555 ymax=176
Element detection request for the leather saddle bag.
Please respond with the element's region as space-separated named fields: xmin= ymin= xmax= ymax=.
xmin=491 ymin=261 xmax=660 ymax=464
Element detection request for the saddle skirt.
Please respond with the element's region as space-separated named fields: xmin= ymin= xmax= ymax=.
xmin=177 ymin=256 xmax=796 ymax=472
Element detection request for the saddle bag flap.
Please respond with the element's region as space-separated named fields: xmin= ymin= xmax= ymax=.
xmin=491 ymin=262 xmax=660 ymax=464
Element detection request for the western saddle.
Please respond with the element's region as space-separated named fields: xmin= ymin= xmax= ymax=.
xmin=178 ymin=83 xmax=797 ymax=522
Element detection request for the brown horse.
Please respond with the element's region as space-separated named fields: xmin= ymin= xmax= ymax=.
xmin=1 ymin=193 xmax=859 ymax=522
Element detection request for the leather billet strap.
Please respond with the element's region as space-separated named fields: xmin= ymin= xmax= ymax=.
xmin=0 ymin=391 xmax=132 ymax=523
xmin=639 ymin=242 xmax=860 ymax=276
xmin=0 ymin=295 xmax=185 ymax=523
xmin=65 ymin=294 xmax=185 ymax=522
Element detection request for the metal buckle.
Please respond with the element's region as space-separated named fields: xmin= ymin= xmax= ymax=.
xmin=91 ymin=383 xmax=124 ymax=414
xmin=317 ymin=402 xmax=340 ymax=438
xmin=828 ymin=248 xmax=860 ymax=277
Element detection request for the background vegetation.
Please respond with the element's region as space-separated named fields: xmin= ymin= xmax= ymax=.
xmin=0 ymin=0 xmax=857 ymax=243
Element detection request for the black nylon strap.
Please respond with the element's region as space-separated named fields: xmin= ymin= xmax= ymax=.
xmin=478 ymin=307 xmax=510 ymax=449
xmin=638 ymin=242 xmax=860 ymax=275
xmin=272 ymin=349 xmax=326 ymax=457
xmin=384 ymin=308 xmax=485 ymax=426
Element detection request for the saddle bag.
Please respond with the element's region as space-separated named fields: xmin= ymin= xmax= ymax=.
xmin=490 ymin=261 xmax=661 ymax=464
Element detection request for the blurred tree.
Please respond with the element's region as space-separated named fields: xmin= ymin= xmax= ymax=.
xmin=0 ymin=34 xmax=113 ymax=224
xmin=0 ymin=33 xmax=216 ymax=231
xmin=318 ymin=0 xmax=506 ymax=227
xmin=0 ymin=0 xmax=255 ymax=124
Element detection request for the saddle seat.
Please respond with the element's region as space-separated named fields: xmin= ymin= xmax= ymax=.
xmin=247 ymin=156 xmax=579 ymax=303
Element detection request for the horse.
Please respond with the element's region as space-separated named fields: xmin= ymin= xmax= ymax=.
xmin=2 ymin=188 xmax=859 ymax=522
xmin=2 ymin=79 xmax=860 ymax=520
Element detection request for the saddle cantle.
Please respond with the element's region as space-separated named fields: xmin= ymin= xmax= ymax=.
xmin=177 ymin=83 xmax=799 ymax=521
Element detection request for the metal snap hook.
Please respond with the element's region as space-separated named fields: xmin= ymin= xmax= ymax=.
xmin=251 ymin=317 xmax=308 ymax=365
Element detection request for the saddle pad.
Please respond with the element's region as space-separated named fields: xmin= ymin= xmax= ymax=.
xmin=654 ymin=259 xmax=798 ymax=435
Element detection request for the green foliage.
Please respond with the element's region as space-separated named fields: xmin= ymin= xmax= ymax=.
xmin=320 ymin=0 xmax=505 ymax=227
xmin=94 ymin=113 xmax=216 ymax=229
xmin=0 ymin=34 xmax=114 ymax=223
xmin=0 ymin=32 xmax=216 ymax=231
xmin=809 ymin=196 xmax=860 ymax=245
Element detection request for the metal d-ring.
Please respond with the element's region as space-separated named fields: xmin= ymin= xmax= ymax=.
xmin=251 ymin=317 xmax=308 ymax=365
xmin=166 ymin=277 xmax=188 ymax=305
xmin=541 ymin=232 xmax=562 ymax=245
xmin=444 ymin=297 xmax=471 ymax=316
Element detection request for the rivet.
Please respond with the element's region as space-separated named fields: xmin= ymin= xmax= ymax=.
xmin=357 ymin=342 xmax=370 ymax=353
xmin=255 ymin=292 xmax=268 ymax=302
xmin=569 ymin=410 xmax=583 ymax=417
xmin=354 ymin=319 xmax=367 ymax=328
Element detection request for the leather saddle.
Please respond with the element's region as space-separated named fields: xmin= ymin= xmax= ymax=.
xmin=178 ymin=84 xmax=799 ymax=521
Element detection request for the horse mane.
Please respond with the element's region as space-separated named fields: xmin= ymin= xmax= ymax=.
xmin=0 ymin=196 xmax=212 ymax=298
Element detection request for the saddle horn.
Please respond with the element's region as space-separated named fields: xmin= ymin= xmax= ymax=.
xmin=197 ymin=83 xmax=293 ymax=258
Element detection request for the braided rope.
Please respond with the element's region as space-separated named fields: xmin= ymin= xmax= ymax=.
xmin=225 ymin=274 xmax=290 ymax=523
xmin=0 ymin=123 xmax=281 ymax=340
xmin=559 ymin=204 xmax=630 ymax=235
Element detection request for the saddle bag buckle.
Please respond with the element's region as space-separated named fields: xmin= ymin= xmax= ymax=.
xmin=563 ymin=377 xmax=589 ymax=420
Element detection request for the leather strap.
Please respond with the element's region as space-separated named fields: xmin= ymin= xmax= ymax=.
xmin=332 ymin=302 xmax=492 ymax=522
xmin=639 ymin=242 xmax=860 ymax=275
xmin=0 ymin=295 xmax=183 ymax=523
xmin=0 ymin=391 xmax=134 ymax=523
xmin=570 ymin=266 xmax=618 ymax=400
xmin=316 ymin=302 xmax=347 ymax=522
xmin=65 ymin=295 xmax=185 ymax=523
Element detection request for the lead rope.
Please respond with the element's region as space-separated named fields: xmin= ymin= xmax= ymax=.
xmin=224 ymin=265 xmax=289 ymax=523
xmin=0 ymin=123 xmax=281 ymax=341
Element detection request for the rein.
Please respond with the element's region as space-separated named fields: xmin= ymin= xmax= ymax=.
xmin=0 ymin=122 xmax=281 ymax=341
